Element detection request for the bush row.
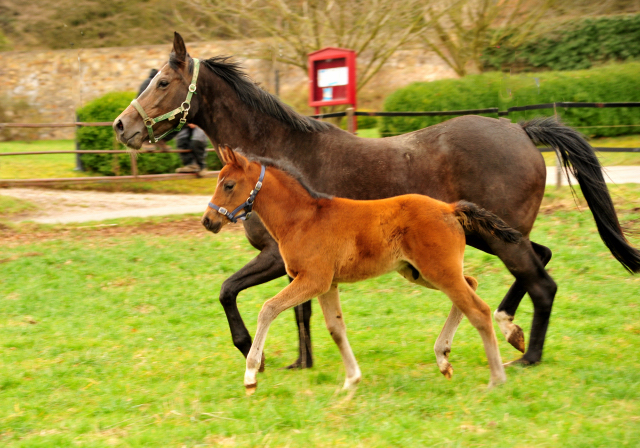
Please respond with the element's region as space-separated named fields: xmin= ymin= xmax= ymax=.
xmin=76 ymin=92 xmax=221 ymax=176
xmin=380 ymin=62 xmax=640 ymax=138
xmin=482 ymin=14 xmax=640 ymax=72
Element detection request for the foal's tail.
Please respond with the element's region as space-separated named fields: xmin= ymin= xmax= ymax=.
xmin=454 ymin=201 xmax=522 ymax=245
xmin=521 ymin=117 xmax=640 ymax=273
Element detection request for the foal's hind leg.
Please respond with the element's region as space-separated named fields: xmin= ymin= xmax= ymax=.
xmin=433 ymin=276 xmax=477 ymax=379
xmin=317 ymin=284 xmax=361 ymax=389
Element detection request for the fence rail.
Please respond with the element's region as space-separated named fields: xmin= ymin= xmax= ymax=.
xmin=1 ymin=101 xmax=639 ymax=188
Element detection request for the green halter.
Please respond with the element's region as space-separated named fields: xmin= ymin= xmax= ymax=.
xmin=130 ymin=58 xmax=201 ymax=143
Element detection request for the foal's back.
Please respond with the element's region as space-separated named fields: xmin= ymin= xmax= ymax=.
xmin=280 ymin=193 xmax=466 ymax=285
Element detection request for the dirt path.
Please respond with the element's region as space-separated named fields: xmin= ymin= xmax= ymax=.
xmin=1 ymin=188 xmax=212 ymax=224
xmin=1 ymin=165 xmax=638 ymax=224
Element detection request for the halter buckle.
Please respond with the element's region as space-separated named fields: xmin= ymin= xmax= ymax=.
xmin=144 ymin=117 xmax=155 ymax=127
xmin=189 ymin=84 xmax=197 ymax=93
xmin=217 ymin=207 xmax=228 ymax=216
xmin=181 ymin=101 xmax=191 ymax=112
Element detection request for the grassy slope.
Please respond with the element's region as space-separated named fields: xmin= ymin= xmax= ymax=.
xmin=0 ymin=187 xmax=639 ymax=447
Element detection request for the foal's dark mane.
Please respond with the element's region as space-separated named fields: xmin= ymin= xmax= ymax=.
xmin=191 ymin=56 xmax=333 ymax=134
xmin=237 ymin=151 xmax=333 ymax=201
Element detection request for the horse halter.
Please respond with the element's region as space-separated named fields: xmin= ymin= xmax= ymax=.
xmin=208 ymin=165 xmax=266 ymax=223
xmin=130 ymin=58 xmax=201 ymax=143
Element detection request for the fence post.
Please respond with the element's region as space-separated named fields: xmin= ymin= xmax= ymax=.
xmin=553 ymin=103 xmax=562 ymax=189
xmin=346 ymin=107 xmax=355 ymax=134
xmin=74 ymin=113 xmax=85 ymax=171
xmin=130 ymin=152 xmax=138 ymax=178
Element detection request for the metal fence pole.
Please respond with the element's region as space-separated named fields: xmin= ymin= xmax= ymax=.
xmin=554 ymin=103 xmax=562 ymax=189
xmin=74 ymin=113 xmax=85 ymax=171
xmin=346 ymin=107 xmax=355 ymax=134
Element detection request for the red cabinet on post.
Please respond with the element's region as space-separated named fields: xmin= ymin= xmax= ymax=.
xmin=308 ymin=47 xmax=357 ymax=131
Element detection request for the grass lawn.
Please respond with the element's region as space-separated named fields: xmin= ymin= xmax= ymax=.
xmin=1 ymin=185 xmax=639 ymax=447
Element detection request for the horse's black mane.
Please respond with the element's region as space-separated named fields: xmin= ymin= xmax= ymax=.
xmin=237 ymin=151 xmax=333 ymax=201
xmin=198 ymin=56 xmax=333 ymax=134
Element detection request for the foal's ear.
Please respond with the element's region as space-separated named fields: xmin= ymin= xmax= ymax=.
xmin=220 ymin=145 xmax=238 ymax=166
xmin=171 ymin=32 xmax=188 ymax=66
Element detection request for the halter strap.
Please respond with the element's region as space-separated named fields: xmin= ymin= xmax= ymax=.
xmin=130 ymin=58 xmax=201 ymax=143
xmin=208 ymin=165 xmax=266 ymax=223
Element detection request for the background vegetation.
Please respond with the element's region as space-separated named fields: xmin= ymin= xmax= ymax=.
xmin=482 ymin=13 xmax=640 ymax=72
xmin=380 ymin=62 xmax=640 ymax=138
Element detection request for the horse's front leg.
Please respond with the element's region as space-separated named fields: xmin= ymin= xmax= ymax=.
xmin=219 ymin=242 xmax=286 ymax=370
xmin=245 ymin=274 xmax=330 ymax=394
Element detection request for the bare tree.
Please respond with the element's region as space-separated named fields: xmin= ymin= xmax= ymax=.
xmin=178 ymin=0 xmax=431 ymax=89
xmin=421 ymin=0 xmax=555 ymax=77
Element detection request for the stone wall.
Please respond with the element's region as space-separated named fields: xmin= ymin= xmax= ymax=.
xmin=0 ymin=40 xmax=457 ymax=140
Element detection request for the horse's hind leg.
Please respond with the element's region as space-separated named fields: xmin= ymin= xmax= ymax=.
xmin=433 ymin=276 xmax=477 ymax=379
xmin=317 ymin=284 xmax=361 ymax=389
xmin=495 ymin=241 xmax=553 ymax=355
xmin=490 ymin=239 xmax=556 ymax=365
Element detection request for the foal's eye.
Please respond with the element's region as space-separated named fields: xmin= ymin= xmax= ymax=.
xmin=158 ymin=80 xmax=169 ymax=88
xmin=224 ymin=182 xmax=235 ymax=192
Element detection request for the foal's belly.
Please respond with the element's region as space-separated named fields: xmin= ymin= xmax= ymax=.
xmin=332 ymin=257 xmax=404 ymax=284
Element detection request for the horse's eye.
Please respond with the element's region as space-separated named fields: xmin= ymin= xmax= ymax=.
xmin=158 ymin=80 xmax=169 ymax=88
xmin=224 ymin=182 xmax=235 ymax=192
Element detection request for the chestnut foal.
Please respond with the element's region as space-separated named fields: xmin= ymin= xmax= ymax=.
xmin=203 ymin=147 xmax=521 ymax=393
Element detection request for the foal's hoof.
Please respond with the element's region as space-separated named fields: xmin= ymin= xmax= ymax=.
xmin=258 ymin=352 xmax=266 ymax=373
xmin=439 ymin=363 xmax=453 ymax=380
xmin=508 ymin=325 xmax=526 ymax=353
xmin=245 ymin=383 xmax=257 ymax=396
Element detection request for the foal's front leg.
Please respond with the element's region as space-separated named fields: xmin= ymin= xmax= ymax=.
xmin=245 ymin=274 xmax=330 ymax=394
xmin=317 ymin=284 xmax=361 ymax=389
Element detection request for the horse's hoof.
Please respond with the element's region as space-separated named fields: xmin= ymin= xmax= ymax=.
xmin=504 ymin=356 xmax=539 ymax=367
xmin=258 ymin=352 xmax=266 ymax=373
xmin=284 ymin=358 xmax=313 ymax=370
xmin=245 ymin=383 xmax=257 ymax=396
xmin=508 ymin=325 xmax=526 ymax=353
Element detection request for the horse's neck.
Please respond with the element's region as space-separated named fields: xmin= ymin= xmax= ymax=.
xmin=195 ymin=78 xmax=320 ymax=158
xmin=252 ymin=168 xmax=319 ymax=240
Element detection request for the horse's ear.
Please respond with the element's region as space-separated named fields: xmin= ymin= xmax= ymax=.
xmin=172 ymin=32 xmax=187 ymax=65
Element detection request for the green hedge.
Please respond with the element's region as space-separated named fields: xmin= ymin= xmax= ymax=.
xmin=380 ymin=63 xmax=640 ymax=138
xmin=482 ymin=14 xmax=640 ymax=72
xmin=77 ymin=92 xmax=182 ymax=176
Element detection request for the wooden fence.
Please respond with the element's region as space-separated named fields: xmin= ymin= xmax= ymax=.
xmin=1 ymin=102 xmax=639 ymax=188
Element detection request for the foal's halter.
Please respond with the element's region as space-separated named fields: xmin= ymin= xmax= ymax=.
xmin=130 ymin=58 xmax=201 ymax=143
xmin=208 ymin=165 xmax=266 ymax=223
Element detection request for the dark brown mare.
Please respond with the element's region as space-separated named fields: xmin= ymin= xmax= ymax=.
xmin=203 ymin=146 xmax=523 ymax=392
xmin=113 ymin=32 xmax=640 ymax=369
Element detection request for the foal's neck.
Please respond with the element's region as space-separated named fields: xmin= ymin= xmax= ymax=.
xmin=251 ymin=167 xmax=324 ymax=240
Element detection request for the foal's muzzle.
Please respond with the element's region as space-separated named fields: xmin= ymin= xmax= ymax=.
xmin=202 ymin=216 xmax=222 ymax=234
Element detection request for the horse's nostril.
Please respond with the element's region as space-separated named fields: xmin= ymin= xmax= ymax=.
xmin=116 ymin=120 xmax=124 ymax=132
xmin=202 ymin=217 xmax=210 ymax=229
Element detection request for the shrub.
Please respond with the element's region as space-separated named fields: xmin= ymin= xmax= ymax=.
xmin=482 ymin=14 xmax=640 ymax=72
xmin=380 ymin=62 xmax=640 ymax=138
xmin=77 ymin=92 xmax=182 ymax=176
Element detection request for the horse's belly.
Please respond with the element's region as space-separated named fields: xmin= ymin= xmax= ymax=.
xmin=333 ymin=258 xmax=402 ymax=284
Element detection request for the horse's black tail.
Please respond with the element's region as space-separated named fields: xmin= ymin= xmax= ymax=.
xmin=521 ymin=116 xmax=640 ymax=273
xmin=454 ymin=201 xmax=522 ymax=245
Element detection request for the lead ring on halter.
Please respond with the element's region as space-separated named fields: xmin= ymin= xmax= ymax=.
xmin=130 ymin=58 xmax=201 ymax=143
xmin=208 ymin=165 xmax=266 ymax=223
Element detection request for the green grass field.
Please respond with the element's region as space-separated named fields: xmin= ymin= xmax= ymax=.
xmin=1 ymin=185 xmax=639 ymax=447
xmin=1 ymin=134 xmax=639 ymax=195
